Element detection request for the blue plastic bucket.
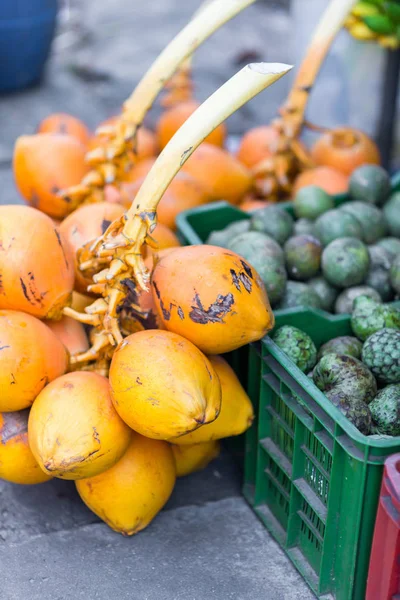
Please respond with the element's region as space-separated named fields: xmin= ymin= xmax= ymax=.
xmin=0 ymin=0 xmax=58 ymax=93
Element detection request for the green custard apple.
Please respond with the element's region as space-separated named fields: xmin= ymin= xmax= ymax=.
xmin=276 ymin=281 xmax=322 ymax=310
xmin=365 ymin=245 xmax=394 ymax=302
xmin=340 ymin=201 xmax=387 ymax=244
xmin=369 ymin=384 xmax=400 ymax=436
xmin=314 ymin=209 xmax=363 ymax=246
xmin=272 ymin=325 xmax=317 ymax=373
xmin=349 ymin=164 xmax=391 ymax=205
xmin=351 ymin=295 xmax=400 ymax=341
xmin=317 ymin=336 xmax=363 ymax=361
xmin=383 ymin=192 xmax=400 ymax=238
xmin=335 ymin=286 xmax=382 ymax=314
xmin=206 ymin=219 xmax=250 ymax=247
xmin=309 ymin=276 xmax=338 ymax=312
xmin=250 ymin=206 xmax=294 ymax=245
xmin=362 ymin=328 xmax=400 ymax=384
xmin=293 ymin=185 xmax=334 ymax=220
xmin=390 ymin=254 xmax=400 ymax=296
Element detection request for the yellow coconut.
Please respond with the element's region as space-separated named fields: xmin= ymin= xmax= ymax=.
xmin=0 ymin=410 xmax=52 ymax=484
xmin=0 ymin=310 xmax=68 ymax=412
xmin=76 ymin=432 xmax=176 ymax=535
xmin=28 ymin=371 xmax=132 ymax=480
xmin=171 ymin=355 xmax=253 ymax=445
xmin=171 ymin=440 xmax=221 ymax=477
xmin=109 ymin=330 xmax=221 ymax=440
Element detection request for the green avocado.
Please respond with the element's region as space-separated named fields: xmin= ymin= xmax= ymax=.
xmin=272 ymin=325 xmax=317 ymax=373
xmin=362 ymin=328 xmax=400 ymax=384
xmin=383 ymin=192 xmax=400 ymax=237
xmin=335 ymin=286 xmax=382 ymax=314
xmin=340 ymin=202 xmax=387 ymax=244
xmin=293 ymin=185 xmax=334 ymax=220
xmin=390 ymin=254 xmax=400 ymax=296
xmin=276 ymin=281 xmax=322 ymax=310
xmin=365 ymin=245 xmax=394 ymax=302
xmin=250 ymin=206 xmax=294 ymax=245
xmin=314 ymin=209 xmax=363 ymax=246
xmin=206 ymin=220 xmax=250 ymax=247
xmin=293 ymin=218 xmax=317 ymax=237
xmin=309 ymin=276 xmax=338 ymax=312
xmin=283 ymin=235 xmax=322 ymax=281
xmin=369 ymin=385 xmax=400 ymax=436
xmin=377 ymin=237 xmax=400 ymax=259
xmin=351 ymin=295 xmax=400 ymax=341
xmin=317 ymin=336 xmax=363 ymax=361
xmin=322 ymin=237 xmax=370 ymax=288
xmin=227 ymin=231 xmax=287 ymax=305
xmin=313 ymin=353 xmax=375 ymax=433
xmin=349 ymin=164 xmax=391 ymax=205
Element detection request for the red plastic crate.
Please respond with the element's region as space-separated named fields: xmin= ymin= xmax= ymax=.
xmin=366 ymin=454 xmax=400 ymax=600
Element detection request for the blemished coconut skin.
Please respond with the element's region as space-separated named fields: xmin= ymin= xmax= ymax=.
xmin=109 ymin=330 xmax=222 ymax=440
xmin=37 ymin=113 xmax=91 ymax=146
xmin=0 ymin=410 xmax=52 ymax=484
xmin=151 ymin=245 xmax=275 ymax=354
xmin=0 ymin=310 xmax=68 ymax=412
xmin=0 ymin=206 xmax=75 ymax=319
xmin=171 ymin=355 xmax=254 ymax=445
xmin=28 ymin=371 xmax=132 ymax=480
xmin=13 ymin=133 xmax=89 ymax=219
xmin=76 ymin=433 xmax=176 ymax=536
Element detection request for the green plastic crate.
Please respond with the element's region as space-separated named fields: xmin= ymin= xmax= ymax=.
xmin=245 ymin=307 xmax=400 ymax=600
xmin=176 ymin=171 xmax=400 ymax=246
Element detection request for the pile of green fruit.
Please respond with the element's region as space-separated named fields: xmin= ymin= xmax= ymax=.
xmin=272 ymin=295 xmax=400 ymax=436
xmin=207 ymin=164 xmax=400 ymax=314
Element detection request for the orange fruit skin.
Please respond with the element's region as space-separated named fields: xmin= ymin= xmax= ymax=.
xmin=44 ymin=316 xmax=89 ymax=357
xmin=151 ymin=245 xmax=274 ymax=354
xmin=293 ymin=166 xmax=349 ymax=196
xmin=109 ymin=329 xmax=221 ymax=440
xmin=182 ymin=143 xmax=253 ymax=205
xmin=0 ymin=310 xmax=68 ymax=412
xmin=13 ymin=133 xmax=89 ymax=219
xmin=0 ymin=206 xmax=75 ymax=318
xmin=239 ymin=197 xmax=272 ymax=212
xmin=37 ymin=113 xmax=91 ymax=146
xmin=28 ymin=371 xmax=132 ymax=480
xmin=171 ymin=440 xmax=220 ymax=477
xmin=122 ymin=158 xmax=156 ymax=184
xmin=157 ymin=100 xmax=226 ymax=149
xmin=0 ymin=410 xmax=52 ymax=484
xmin=146 ymin=223 xmax=181 ymax=257
xmin=236 ymin=125 xmax=280 ymax=168
xmin=60 ymin=202 xmax=125 ymax=294
xmin=311 ymin=127 xmax=380 ymax=175
xmin=76 ymin=433 xmax=176 ymax=535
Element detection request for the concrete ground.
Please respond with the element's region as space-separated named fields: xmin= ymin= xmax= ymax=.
xmin=2 ymin=0 xmax=391 ymax=597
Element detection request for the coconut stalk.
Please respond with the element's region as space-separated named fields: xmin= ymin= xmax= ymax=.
xmin=64 ymin=62 xmax=292 ymax=363
xmin=252 ymin=0 xmax=358 ymax=198
xmin=61 ymin=0 xmax=257 ymax=208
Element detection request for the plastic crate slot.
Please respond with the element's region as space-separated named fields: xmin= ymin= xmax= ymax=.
xmin=302 ymin=450 xmax=330 ymax=507
xmin=297 ymin=497 xmax=326 ymax=576
xmin=260 ymin=437 xmax=293 ymax=478
xmin=313 ymin=428 xmax=334 ymax=456
xmin=270 ymin=391 xmax=296 ymax=432
xmin=270 ymin=416 xmax=295 ymax=460
xmin=304 ymin=431 xmax=332 ymax=477
xmin=293 ymin=478 xmax=328 ymax=524
xmin=263 ymin=455 xmax=291 ymax=530
xmin=263 ymin=371 xmax=281 ymax=396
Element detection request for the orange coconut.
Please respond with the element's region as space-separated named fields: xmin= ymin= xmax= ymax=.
xmin=181 ymin=143 xmax=253 ymax=205
xmin=0 ymin=410 xmax=52 ymax=484
xmin=44 ymin=316 xmax=89 ymax=357
xmin=0 ymin=310 xmax=68 ymax=412
xmin=239 ymin=197 xmax=272 ymax=212
xmin=171 ymin=440 xmax=220 ymax=477
xmin=60 ymin=202 xmax=125 ymax=294
xmin=28 ymin=371 xmax=132 ymax=480
xmin=37 ymin=113 xmax=91 ymax=146
xmin=0 ymin=206 xmax=75 ymax=318
xmin=236 ymin=125 xmax=280 ymax=168
xmin=311 ymin=127 xmax=380 ymax=175
xmin=171 ymin=355 xmax=254 ymax=445
xmin=122 ymin=157 xmax=157 ymax=184
xmin=76 ymin=433 xmax=176 ymax=535
xmin=151 ymin=245 xmax=274 ymax=354
xmin=88 ymin=118 xmax=158 ymax=162
xmin=157 ymin=100 xmax=226 ymax=149
xmin=109 ymin=330 xmax=221 ymax=440
xmin=293 ymin=166 xmax=349 ymax=196
xmin=13 ymin=133 xmax=89 ymax=219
